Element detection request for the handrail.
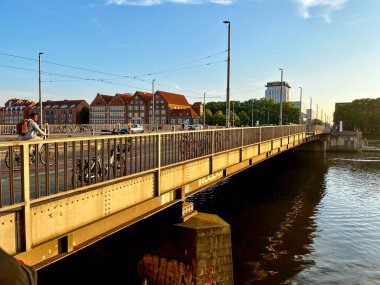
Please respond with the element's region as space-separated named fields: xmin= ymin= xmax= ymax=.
xmin=0 ymin=125 xmax=312 ymax=209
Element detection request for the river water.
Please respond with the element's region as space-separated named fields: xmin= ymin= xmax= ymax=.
xmin=189 ymin=150 xmax=380 ymax=285
xmin=38 ymin=150 xmax=380 ymax=285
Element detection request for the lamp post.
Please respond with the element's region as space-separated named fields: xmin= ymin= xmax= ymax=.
xmin=279 ymin=68 xmax=283 ymax=125
xmin=232 ymin=101 xmax=235 ymax=127
xmin=152 ymin=79 xmax=155 ymax=127
xmin=316 ymin=104 xmax=319 ymax=125
xmin=38 ymin=52 xmax=43 ymax=127
xmin=251 ymin=100 xmax=253 ymax=127
xmin=299 ymin=87 xmax=302 ymax=125
xmin=223 ymin=20 xmax=231 ymax=128
xmin=321 ymin=109 xmax=323 ymax=124
xmin=203 ymin=92 xmax=206 ymax=128
xmin=309 ymin=97 xmax=312 ymax=125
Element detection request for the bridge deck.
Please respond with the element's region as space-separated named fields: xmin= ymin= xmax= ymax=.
xmin=0 ymin=125 xmax=326 ymax=268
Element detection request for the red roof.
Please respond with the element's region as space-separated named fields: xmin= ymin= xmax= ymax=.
xmin=44 ymin=100 xmax=86 ymax=106
xmin=170 ymin=107 xmax=199 ymax=117
xmin=99 ymin=94 xmax=114 ymax=104
xmin=134 ymin=91 xmax=153 ymax=103
xmin=156 ymin=91 xmax=190 ymax=106
xmin=116 ymin=93 xmax=133 ymax=103
xmin=5 ymin=99 xmax=35 ymax=107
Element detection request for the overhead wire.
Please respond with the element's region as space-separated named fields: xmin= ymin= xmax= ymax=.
xmin=0 ymin=51 xmax=228 ymax=95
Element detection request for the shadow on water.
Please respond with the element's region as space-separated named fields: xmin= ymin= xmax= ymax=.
xmin=38 ymin=150 xmax=328 ymax=285
xmin=187 ymin=150 xmax=328 ymax=285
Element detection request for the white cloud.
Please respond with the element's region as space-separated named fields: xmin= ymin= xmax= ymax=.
xmin=107 ymin=0 xmax=234 ymax=6
xmin=296 ymin=0 xmax=347 ymax=22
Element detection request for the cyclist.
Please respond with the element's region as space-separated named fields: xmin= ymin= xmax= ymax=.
xmin=19 ymin=112 xmax=48 ymax=153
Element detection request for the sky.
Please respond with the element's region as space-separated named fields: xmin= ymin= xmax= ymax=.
xmin=1 ymin=0 xmax=379 ymax=122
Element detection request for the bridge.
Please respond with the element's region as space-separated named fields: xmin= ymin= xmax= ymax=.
xmin=0 ymin=125 xmax=325 ymax=270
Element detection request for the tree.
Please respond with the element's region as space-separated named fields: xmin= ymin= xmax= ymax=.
xmin=205 ymin=109 xmax=213 ymax=125
xmin=79 ymin=107 xmax=89 ymax=124
xmin=213 ymin=110 xmax=225 ymax=126
xmin=334 ymin=98 xmax=380 ymax=132
xmin=238 ymin=111 xmax=250 ymax=126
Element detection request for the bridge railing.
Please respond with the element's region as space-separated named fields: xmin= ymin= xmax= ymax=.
xmin=0 ymin=125 xmax=307 ymax=209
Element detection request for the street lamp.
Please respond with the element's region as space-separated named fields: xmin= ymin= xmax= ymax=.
xmin=39 ymin=52 xmax=43 ymax=127
xmin=223 ymin=20 xmax=231 ymax=128
xmin=321 ymin=109 xmax=323 ymax=124
xmin=316 ymin=104 xmax=319 ymax=125
xmin=309 ymin=97 xmax=312 ymax=125
xmin=203 ymin=92 xmax=206 ymax=128
xmin=152 ymin=79 xmax=155 ymax=127
xmin=279 ymin=68 xmax=283 ymax=125
xmin=251 ymin=100 xmax=253 ymax=127
xmin=232 ymin=101 xmax=235 ymax=127
xmin=299 ymin=87 xmax=302 ymax=125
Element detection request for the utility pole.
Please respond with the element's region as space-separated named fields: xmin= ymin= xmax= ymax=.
xmin=203 ymin=92 xmax=206 ymax=128
xmin=309 ymin=97 xmax=312 ymax=125
xmin=316 ymin=104 xmax=319 ymax=125
xmin=251 ymin=101 xmax=253 ymax=127
xmin=39 ymin=52 xmax=43 ymax=127
xmin=232 ymin=101 xmax=235 ymax=127
xmin=279 ymin=68 xmax=283 ymax=125
xmin=152 ymin=79 xmax=155 ymax=127
xmin=223 ymin=20 xmax=231 ymax=128
xmin=299 ymin=87 xmax=302 ymax=125
xmin=321 ymin=109 xmax=323 ymax=124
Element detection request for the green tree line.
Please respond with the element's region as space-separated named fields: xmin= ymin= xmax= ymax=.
xmin=334 ymin=98 xmax=380 ymax=132
xmin=204 ymin=98 xmax=300 ymax=126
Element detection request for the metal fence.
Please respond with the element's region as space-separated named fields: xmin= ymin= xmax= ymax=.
xmin=0 ymin=125 xmax=308 ymax=208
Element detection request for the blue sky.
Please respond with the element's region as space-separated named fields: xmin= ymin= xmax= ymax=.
xmin=1 ymin=0 xmax=379 ymax=122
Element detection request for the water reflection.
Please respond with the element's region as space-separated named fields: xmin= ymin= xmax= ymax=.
xmin=189 ymin=150 xmax=380 ymax=284
xmin=188 ymin=151 xmax=328 ymax=284
xmin=39 ymin=150 xmax=380 ymax=285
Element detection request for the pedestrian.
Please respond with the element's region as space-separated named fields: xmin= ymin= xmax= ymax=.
xmin=0 ymin=247 xmax=38 ymax=285
xmin=127 ymin=122 xmax=132 ymax=134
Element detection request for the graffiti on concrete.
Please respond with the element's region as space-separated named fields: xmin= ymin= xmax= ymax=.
xmin=137 ymin=253 xmax=195 ymax=285
xmin=205 ymin=267 xmax=216 ymax=285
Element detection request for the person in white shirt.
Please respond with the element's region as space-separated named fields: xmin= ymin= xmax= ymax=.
xmin=19 ymin=112 xmax=48 ymax=154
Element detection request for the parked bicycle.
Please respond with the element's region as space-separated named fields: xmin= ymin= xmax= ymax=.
xmin=5 ymin=142 xmax=56 ymax=171
xmin=72 ymin=154 xmax=108 ymax=187
xmin=71 ymin=142 xmax=130 ymax=187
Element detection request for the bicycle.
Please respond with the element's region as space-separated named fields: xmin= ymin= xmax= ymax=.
xmin=71 ymin=141 xmax=131 ymax=187
xmin=5 ymin=140 xmax=56 ymax=171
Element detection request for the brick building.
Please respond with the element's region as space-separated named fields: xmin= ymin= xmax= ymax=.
xmin=127 ymin=91 xmax=152 ymax=124
xmin=0 ymin=99 xmax=36 ymax=125
xmin=169 ymin=108 xmax=201 ymax=125
xmin=109 ymin=93 xmax=133 ymax=124
xmin=148 ymin=90 xmax=191 ymax=125
xmin=89 ymin=94 xmax=114 ymax=124
xmin=30 ymin=99 xmax=89 ymax=124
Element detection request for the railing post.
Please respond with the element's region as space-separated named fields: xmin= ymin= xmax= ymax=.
xmin=21 ymin=143 xmax=32 ymax=251
xmin=156 ymin=134 xmax=161 ymax=197
xmin=211 ymin=129 xmax=215 ymax=154
xmin=240 ymin=128 xmax=244 ymax=162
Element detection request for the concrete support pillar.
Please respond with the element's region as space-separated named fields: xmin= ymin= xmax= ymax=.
xmin=137 ymin=212 xmax=234 ymax=285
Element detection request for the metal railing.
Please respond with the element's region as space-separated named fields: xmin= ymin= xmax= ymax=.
xmin=0 ymin=125 xmax=310 ymax=208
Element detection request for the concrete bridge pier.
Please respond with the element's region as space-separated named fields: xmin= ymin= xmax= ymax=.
xmin=137 ymin=212 xmax=234 ymax=285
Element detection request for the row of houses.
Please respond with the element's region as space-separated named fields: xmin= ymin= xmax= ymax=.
xmin=0 ymin=90 xmax=204 ymax=126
